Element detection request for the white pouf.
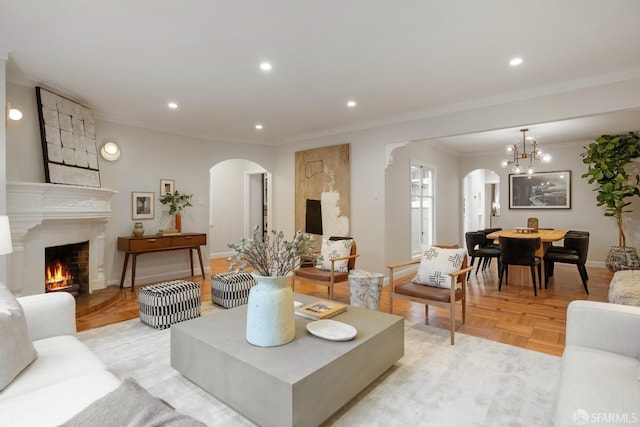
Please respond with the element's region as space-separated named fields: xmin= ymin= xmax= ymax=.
xmin=608 ymin=270 xmax=640 ymax=306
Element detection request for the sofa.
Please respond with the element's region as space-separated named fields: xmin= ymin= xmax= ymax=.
xmin=1 ymin=285 xmax=207 ymax=427
xmin=554 ymin=300 xmax=640 ymax=426
xmin=0 ymin=289 xmax=121 ymax=426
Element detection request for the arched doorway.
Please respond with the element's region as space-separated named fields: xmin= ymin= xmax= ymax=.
xmin=209 ymin=159 xmax=271 ymax=258
xmin=462 ymin=169 xmax=500 ymax=234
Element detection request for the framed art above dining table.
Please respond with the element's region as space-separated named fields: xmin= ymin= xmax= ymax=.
xmin=509 ymin=170 xmax=571 ymax=209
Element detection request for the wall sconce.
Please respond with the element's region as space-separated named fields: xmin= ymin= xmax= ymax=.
xmin=100 ymin=141 xmax=121 ymax=161
xmin=6 ymin=103 xmax=23 ymax=121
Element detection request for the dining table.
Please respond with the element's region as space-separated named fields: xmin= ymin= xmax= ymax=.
xmin=486 ymin=228 xmax=567 ymax=287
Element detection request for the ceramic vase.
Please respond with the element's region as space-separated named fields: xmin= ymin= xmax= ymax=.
xmin=132 ymin=222 xmax=144 ymax=237
xmin=605 ymin=246 xmax=640 ymax=272
xmin=245 ymin=272 xmax=295 ymax=347
xmin=175 ymin=212 xmax=182 ymax=233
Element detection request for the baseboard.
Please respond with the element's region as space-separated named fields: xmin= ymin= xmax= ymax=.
xmin=105 ymin=266 xmax=212 ymax=288
xmin=210 ymin=251 xmax=233 ymax=259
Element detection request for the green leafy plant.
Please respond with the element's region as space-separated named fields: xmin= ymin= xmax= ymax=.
xmin=159 ymin=191 xmax=193 ymax=215
xmin=581 ymin=132 xmax=640 ymax=247
xmin=227 ymin=226 xmax=317 ymax=276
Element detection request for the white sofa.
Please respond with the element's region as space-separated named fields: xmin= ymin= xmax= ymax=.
xmin=0 ymin=292 xmax=121 ymax=426
xmin=554 ymin=300 xmax=640 ymax=426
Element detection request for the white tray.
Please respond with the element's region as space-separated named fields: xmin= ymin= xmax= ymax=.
xmin=306 ymin=319 xmax=357 ymax=341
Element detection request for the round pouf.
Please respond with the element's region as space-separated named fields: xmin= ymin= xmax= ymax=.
xmin=245 ymin=273 xmax=295 ymax=347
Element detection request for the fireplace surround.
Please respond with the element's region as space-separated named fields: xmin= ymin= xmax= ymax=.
xmin=6 ymin=182 xmax=117 ymax=296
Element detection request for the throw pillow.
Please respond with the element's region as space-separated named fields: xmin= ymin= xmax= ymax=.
xmin=0 ymin=283 xmax=37 ymax=391
xmin=413 ymin=245 xmax=467 ymax=288
xmin=61 ymin=377 xmax=206 ymax=427
xmin=316 ymin=238 xmax=353 ymax=272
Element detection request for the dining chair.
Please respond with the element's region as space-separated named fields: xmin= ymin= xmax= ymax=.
xmin=543 ymin=232 xmax=590 ymax=295
xmin=291 ymin=236 xmax=359 ymax=300
xmin=388 ymin=245 xmax=473 ymax=345
xmin=479 ymin=228 xmax=502 ymax=270
xmin=465 ymin=231 xmax=500 ymax=279
xmin=498 ymin=236 xmax=542 ymax=296
xmin=527 ymin=217 xmax=539 ymax=232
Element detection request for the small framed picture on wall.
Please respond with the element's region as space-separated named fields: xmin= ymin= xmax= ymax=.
xmin=132 ymin=191 xmax=155 ymax=220
xmin=160 ymin=179 xmax=175 ymax=196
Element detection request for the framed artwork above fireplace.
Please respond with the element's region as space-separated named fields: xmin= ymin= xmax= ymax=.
xmin=36 ymin=87 xmax=101 ymax=187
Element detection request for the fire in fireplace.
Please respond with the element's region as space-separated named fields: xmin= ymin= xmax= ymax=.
xmin=45 ymin=260 xmax=77 ymax=294
xmin=44 ymin=241 xmax=89 ymax=297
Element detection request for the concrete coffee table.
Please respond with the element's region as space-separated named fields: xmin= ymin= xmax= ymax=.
xmin=170 ymin=293 xmax=404 ymax=427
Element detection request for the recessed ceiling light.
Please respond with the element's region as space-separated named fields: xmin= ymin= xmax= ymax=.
xmin=259 ymin=62 xmax=272 ymax=71
xmin=168 ymin=102 xmax=178 ymax=109
xmin=347 ymin=100 xmax=357 ymax=108
xmin=255 ymin=124 xmax=263 ymax=130
xmin=509 ymin=57 xmax=523 ymax=66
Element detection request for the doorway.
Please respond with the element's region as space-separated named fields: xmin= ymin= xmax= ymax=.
xmin=462 ymin=169 xmax=500 ymax=234
xmin=209 ymin=159 xmax=271 ymax=258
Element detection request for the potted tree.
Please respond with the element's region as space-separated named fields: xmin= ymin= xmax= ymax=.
xmin=582 ymin=132 xmax=640 ymax=271
xmin=159 ymin=191 xmax=193 ymax=233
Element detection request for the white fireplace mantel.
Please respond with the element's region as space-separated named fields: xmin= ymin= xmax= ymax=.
xmin=6 ymin=181 xmax=118 ymax=296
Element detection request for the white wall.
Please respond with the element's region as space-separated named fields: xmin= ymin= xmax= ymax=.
xmin=7 ymin=73 xmax=640 ymax=285
xmin=5 ymin=82 xmax=274 ymax=288
xmin=0 ymin=55 xmax=7 ymax=284
xmin=384 ymin=141 xmax=461 ymax=267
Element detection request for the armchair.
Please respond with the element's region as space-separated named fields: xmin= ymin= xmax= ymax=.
xmin=388 ymin=245 xmax=473 ymax=345
xmin=292 ymin=237 xmax=359 ymax=300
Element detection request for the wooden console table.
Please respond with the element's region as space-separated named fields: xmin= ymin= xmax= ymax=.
xmin=117 ymin=233 xmax=207 ymax=292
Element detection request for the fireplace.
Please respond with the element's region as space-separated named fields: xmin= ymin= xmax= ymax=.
xmin=6 ymin=182 xmax=117 ymax=296
xmin=45 ymin=241 xmax=89 ymax=296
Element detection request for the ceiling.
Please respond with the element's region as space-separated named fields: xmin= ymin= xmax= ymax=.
xmin=2 ymin=1 xmax=640 ymax=150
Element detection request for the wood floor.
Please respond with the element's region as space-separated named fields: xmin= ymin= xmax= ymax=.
xmin=76 ymin=258 xmax=613 ymax=357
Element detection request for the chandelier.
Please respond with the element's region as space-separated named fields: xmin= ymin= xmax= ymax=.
xmin=500 ymin=128 xmax=551 ymax=174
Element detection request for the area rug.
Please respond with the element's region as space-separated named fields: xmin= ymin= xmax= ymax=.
xmin=77 ymin=305 xmax=561 ymax=426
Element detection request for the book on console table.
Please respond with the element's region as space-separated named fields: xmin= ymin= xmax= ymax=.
xmin=295 ymin=300 xmax=348 ymax=320
xmin=158 ymin=229 xmax=181 ymax=236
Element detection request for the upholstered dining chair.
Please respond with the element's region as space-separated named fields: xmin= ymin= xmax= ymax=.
xmin=543 ymin=232 xmax=590 ymax=295
xmin=291 ymin=237 xmax=359 ymax=301
xmin=465 ymin=231 xmax=500 ymax=279
xmin=498 ymin=236 xmax=542 ymax=296
xmin=388 ymin=245 xmax=473 ymax=345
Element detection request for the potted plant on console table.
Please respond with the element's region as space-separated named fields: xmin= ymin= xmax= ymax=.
xmin=227 ymin=226 xmax=316 ymax=347
xmin=159 ymin=190 xmax=193 ymax=233
xmin=582 ymin=132 xmax=640 ymax=271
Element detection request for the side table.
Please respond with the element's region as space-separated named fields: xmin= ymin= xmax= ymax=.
xmin=117 ymin=233 xmax=207 ymax=292
xmin=348 ymin=269 xmax=384 ymax=310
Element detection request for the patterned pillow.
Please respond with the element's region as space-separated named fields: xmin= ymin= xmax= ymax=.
xmin=0 ymin=283 xmax=37 ymax=391
xmin=316 ymin=238 xmax=353 ymax=272
xmin=413 ymin=245 xmax=467 ymax=288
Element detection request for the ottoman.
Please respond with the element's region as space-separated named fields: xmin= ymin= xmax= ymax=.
xmin=138 ymin=280 xmax=201 ymax=329
xmin=211 ymin=272 xmax=257 ymax=308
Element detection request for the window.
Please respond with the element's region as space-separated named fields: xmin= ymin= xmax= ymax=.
xmin=411 ymin=164 xmax=434 ymax=257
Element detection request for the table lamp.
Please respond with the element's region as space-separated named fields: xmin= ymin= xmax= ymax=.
xmin=0 ymin=215 xmax=13 ymax=255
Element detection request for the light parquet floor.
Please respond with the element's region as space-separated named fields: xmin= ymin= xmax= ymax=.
xmin=76 ymin=258 xmax=613 ymax=356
